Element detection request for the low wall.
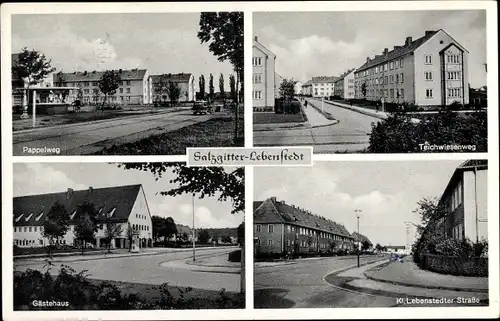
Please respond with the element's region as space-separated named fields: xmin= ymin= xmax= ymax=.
xmin=423 ymin=254 xmax=488 ymax=277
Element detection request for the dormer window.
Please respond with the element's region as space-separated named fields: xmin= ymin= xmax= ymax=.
xmin=25 ymin=213 xmax=34 ymax=222
xmin=70 ymin=210 xmax=77 ymax=220
xmin=35 ymin=211 xmax=44 ymax=221
xmin=15 ymin=214 xmax=24 ymax=222
xmin=108 ymin=208 xmax=116 ymax=217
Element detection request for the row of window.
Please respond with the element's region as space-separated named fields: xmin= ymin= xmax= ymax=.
xmin=451 ymin=223 xmax=464 ymax=240
xmin=448 ymin=88 xmax=463 ymax=98
xmin=15 ymin=239 xmax=45 ymax=246
xmin=359 ymin=73 xmax=405 ymax=87
xmin=132 ymin=224 xmax=149 ymax=231
xmin=66 ymin=80 xmax=133 ymax=87
xmin=447 ymin=71 xmax=462 ymax=80
xmin=14 ymin=226 xmax=43 ymax=233
xmin=253 ymin=91 xmax=262 ymax=100
xmin=357 ymin=58 xmax=405 ymax=78
xmin=313 ymin=83 xmax=334 ymax=87
xmin=447 ymin=54 xmax=461 ymax=64
xmin=252 ymin=57 xmax=263 ymax=66
xmin=136 ymin=214 xmax=147 ymax=220
xmin=256 ymin=224 xmax=351 ymax=242
xmin=253 ymin=73 xmax=262 ymax=84
xmin=364 ymin=88 xmax=405 ymax=100
xmin=450 ymin=180 xmax=463 ymax=212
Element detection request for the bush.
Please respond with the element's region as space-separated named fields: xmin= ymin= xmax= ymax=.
xmin=369 ymin=110 xmax=487 ymax=153
xmin=228 ymin=250 xmax=241 ymax=262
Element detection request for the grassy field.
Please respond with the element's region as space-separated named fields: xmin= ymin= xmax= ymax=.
xmin=95 ymin=116 xmax=244 ymax=155
xmin=253 ymin=112 xmax=305 ymax=124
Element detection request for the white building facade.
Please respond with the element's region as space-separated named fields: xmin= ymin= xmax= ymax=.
xmin=253 ymin=36 xmax=276 ymax=111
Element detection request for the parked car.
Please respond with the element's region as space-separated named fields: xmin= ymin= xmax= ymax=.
xmin=192 ymin=100 xmax=212 ymax=115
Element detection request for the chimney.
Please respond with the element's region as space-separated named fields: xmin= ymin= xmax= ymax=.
xmin=425 ymin=30 xmax=434 ymax=36
xmin=88 ymin=186 xmax=94 ymax=194
xmin=270 ymin=196 xmax=276 ymax=202
xmin=383 ymin=48 xmax=388 ymax=55
xmin=366 ymin=57 xmax=370 ymax=63
xmin=66 ymin=188 xmax=74 ymax=199
xmin=405 ymin=37 xmax=413 ymax=46
xmin=254 ymin=36 xmax=258 ymax=42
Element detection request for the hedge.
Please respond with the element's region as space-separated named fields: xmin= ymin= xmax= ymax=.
xmin=228 ymin=249 xmax=241 ymax=262
xmin=422 ymin=254 xmax=488 ymax=277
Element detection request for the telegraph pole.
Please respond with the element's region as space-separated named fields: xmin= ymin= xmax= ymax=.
xmin=355 ymin=209 xmax=362 ymax=268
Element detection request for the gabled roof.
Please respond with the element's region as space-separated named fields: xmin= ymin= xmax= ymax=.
xmin=254 ymin=197 xmax=353 ymax=238
xmin=176 ymin=224 xmax=192 ymax=235
xmin=355 ymin=30 xmax=439 ymax=73
xmin=151 ymin=73 xmax=192 ymax=84
xmin=253 ymin=38 xmax=276 ymax=58
xmin=312 ymin=76 xmax=339 ymax=84
xmin=335 ymin=69 xmax=356 ymax=82
xmin=13 ymin=184 xmax=143 ymax=226
xmin=351 ymin=232 xmax=373 ymax=245
xmin=54 ymin=69 xmax=147 ymax=83
xmin=303 ymin=79 xmax=313 ymax=86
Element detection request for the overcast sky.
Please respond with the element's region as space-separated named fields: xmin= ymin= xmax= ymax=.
xmin=255 ymin=161 xmax=466 ymax=247
xmin=13 ymin=163 xmax=243 ymax=229
xmin=254 ymin=10 xmax=487 ymax=88
xmin=12 ymin=13 xmax=236 ymax=90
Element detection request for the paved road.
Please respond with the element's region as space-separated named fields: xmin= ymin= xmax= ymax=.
xmin=13 ymin=109 xmax=213 ymax=156
xmin=14 ymin=247 xmax=241 ymax=293
xmin=253 ymin=99 xmax=381 ymax=153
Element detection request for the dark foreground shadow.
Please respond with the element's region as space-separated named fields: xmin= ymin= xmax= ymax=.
xmin=254 ymin=288 xmax=296 ymax=309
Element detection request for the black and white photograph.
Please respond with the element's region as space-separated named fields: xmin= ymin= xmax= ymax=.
xmin=12 ymin=163 xmax=245 ymax=310
xmin=252 ymin=11 xmax=488 ymax=153
xmin=11 ymin=12 xmax=243 ymax=156
xmin=253 ymin=160 xmax=488 ymax=308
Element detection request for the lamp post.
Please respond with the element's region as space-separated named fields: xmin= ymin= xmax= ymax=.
xmin=355 ymin=209 xmax=362 ymax=268
xmin=192 ymin=194 xmax=196 ymax=262
xmin=404 ymin=221 xmax=419 ymax=255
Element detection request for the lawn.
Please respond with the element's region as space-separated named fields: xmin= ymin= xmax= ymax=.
xmin=94 ymin=116 xmax=244 ymax=155
xmin=253 ymin=112 xmax=305 ymax=124
xmin=13 ymin=245 xmax=102 ymax=257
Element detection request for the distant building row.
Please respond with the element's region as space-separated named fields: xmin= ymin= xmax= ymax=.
xmin=253 ymin=29 xmax=470 ymax=109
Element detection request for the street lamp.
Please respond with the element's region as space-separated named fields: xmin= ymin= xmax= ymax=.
xmin=404 ymin=221 xmax=419 ymax=255
xmin=192 ymin=194 xmax=196 ymax=262
xmin=355 ymin=209 xmax=362 ymax=268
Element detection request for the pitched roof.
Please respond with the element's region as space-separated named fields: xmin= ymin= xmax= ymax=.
xmin=355 ymin=30 xmax=439 ymax=72
xmin=312 ymin=76 xmax=339 ymax=84
xmin=151 ymin=73 xmax=192 ymax=84
xmin=13 ymin=184 xmax=142 ymax=226
xmin=54 ymin=69 xmax=147 ymax=83
xmin=351 ymin=232 xmax=373 ymax=245
xmin=303 ymin=79 xmax=313 ymax=86
xmin=335 ymin=69 xmax=356 ymax=82
xmin=254 ymin=198 xmax=353 ymax=238
xmin=253 ymin=38 xmax=276 ymax=58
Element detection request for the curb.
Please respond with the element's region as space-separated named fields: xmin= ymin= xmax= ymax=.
xmin=363 ymin=262 xmax=489 ymax=294
xmin=320 ymin=100 xmax=387 ymax=120
xmin=311 ymin=120 xmax=340 ymax=129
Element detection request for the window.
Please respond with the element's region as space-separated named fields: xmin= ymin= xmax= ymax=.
xmin=253 ymin=91 xmax=262 ymax=100
xmin=39 ymin=240 xmax=43 ymax=245
xmin=253 ymin=73 xmax=262 ymax=84
xmin=268 ymin=224 xmax=274 ymax=233
xmin=119 ymin=88 xmax=123 ymax=93
xmin=252 ymin=57 xmax=262 ymax=66
xmin=425 ymin=55 xmax=432 ymax=64
xmin=268 ymin=240 xmax=273 ymax=246
xmin=83 ymin=89 xmax=89 ymax=93
xmin=426 ymin=89 xmax=433 ymax=98
xmin=126 ymin=81 xmax=131 ymax=85
xmin=384 ymin=76 xmax=388 ymax=85
xmin=256 ymin=224 xmax=261 ymax=232
xmin=390 ymin=61 xmax=394 ymax=70
xmin=425 ymin=71 xmax=433 ymax=81
xmin=400 ymin=58 xmax=404 ymax=68
xmin=400 ymin=89 xmax=404 ymax=99
xmin=126 ymin=88 xmax=131 ymax=93
xmin=384 ymin=64 xmax=388 ymax=71
xmin=389 ymin=89 xmax=394 ymax=98
xmin=34 ymin=226 xmax=37 ymax=232
xmin=390 ymin=75 xmax=394 ymax=84
xmin=400 ymin=73 xmax=404 ymax=83
xmin=24 ymin=227 xmax=27 ymax=232
xmin=396 ymin=74 xmax=399 ymax=83
xmin=375 ymin=66 xmax=378 ymax=73
xmin=395 ymin=60 xmax=399 ymax=69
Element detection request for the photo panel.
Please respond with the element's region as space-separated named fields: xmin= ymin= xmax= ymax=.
xmin=11 ymin=12 xmax=244 ymax=156
xmin=12 ymin=162 xmax=245 ymax=310
xmin=253 ymin=160 xmax=488 ymax=308
xmin=252 ymin=10 xmax=487 ymax=154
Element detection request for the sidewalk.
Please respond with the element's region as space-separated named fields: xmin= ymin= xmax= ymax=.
xmin=364 ymin=256 xmax=488 ymax=293
xmin=304 ymin=100 xmax=339 ymax=128
xmin=159 ymin=252 xmax=241 ymax=274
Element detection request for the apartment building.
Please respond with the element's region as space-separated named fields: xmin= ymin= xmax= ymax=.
xmin=435 ymin=160 xmax=487 ymax=242
xmin=253 ymin=36 xmax=276 ymax=111
xmin=334 ymin=69 xmax=356 ymax=100
xmin=54 ymin=69 xmax=153 ymax=105
xmin=354 ymin=29 xmax=469 ymax=107
xmin=351 ymin=232 xmax=373 ymax=250
xmin=302 ymin=76 xmax=339 ymax=98
xmin=254 ymin=197 xmax=355 ymax=255
xmin=294 ymin=81 xmax=303 ymax=95
xmin=151 ymin=73 xmax=196 ymax=103
xmin=13 ymin=184 xmax=153 ymax=249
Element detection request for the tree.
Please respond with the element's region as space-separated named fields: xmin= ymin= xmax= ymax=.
xmin=361 ymin=82 xmax=367 ymax=99
xmin=209 ymin=73 xmax=215 ymax=102
xmin=199 ymin=75 xmax=205 ymax=100
xmin=154 ymin=75 xmax=167 ymax=105
xmin=42 ymin=201 xmax=70 ymax=258
xmin=164 ymin=217 xmax=178 ymax=240
xmin=222 ymin=235 xmax=232 ymax=244
xmin=182 ymin=232 xmax=189 ymax=242
xmin=73 ymin=201 xmax=99 ymax=253
xmin=229 ymin=74 xmax=236 ymax=102
xmin=13 ymin=47 xmax=56 ymax=118
xmin=361 ymin=240 xmax=371 ymax=251
xmin=117 ymin=162 xmax=245 ymax=293
xmin=104 ymin=222 xmax=123 ymax=253
xmin=125 ymin=222 xmax=134 ymax=251
xmin=198 ymin=12 xmax=244 ymax=143
xmin=375 ymin=243 xmax=383 ymax=251
xmin=219 ymin=73 xmax=225 ymax=105
xmin=98 ymin=70 xmax=121 ymax=108
xmin=167 ymin=81 xmax=181 ymax=107
xmin=151 ymin=215 xmax=165 ymax=243
xmin=198 ymin=230 xmax=210 ymax=244
xmin=279 ymin=78 xmax=297 ymax=102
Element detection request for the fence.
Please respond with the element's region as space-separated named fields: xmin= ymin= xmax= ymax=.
xmin=422 ymin=254 xmax=488 ymax=277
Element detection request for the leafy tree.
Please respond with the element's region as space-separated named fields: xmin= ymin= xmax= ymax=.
xmin=182 ymin=232 xmax=189 ymax=242
xmin=237 ymin=222 xmax=244 ymax=246
xmin=98 ymin=70 xmax=121 ymax=108
xmin=361 ymin=82 xmax=367 ymax=99
xmin=375 ymin=243 xmax=383 ymax=251
xmin=117 ymin=162 xmax=245 ymax=293
xmin=361 ymin=240 xmax=371 ymax=251
xmin=229 ymin=74 xmax=236 ymax=102
xmin=209 ymin=73 xmax=215 ymax=102
xmin=154 ymin=75 xmax=168 ymax=105
xmin=279 ymin=78 xmax=297 ymax=102
xmin=198 ymin=12 xmax=244 ymax=142
xmin=198 ymin=75 xmax=205 ymax=100
xmin=198 ymin=230 xmax=210 ymax=244
xmin=219 ymin=73 xmax=225 ymax=104
xmin=151 ymin=215 xmax=164 ymax=243
xmin=125 ymin=222 xmax=134 ymax=251
xmin=13 ymin=47 xmax=56 ymax=116
xmin=42 ymin=201 xmax=70 ymax=257
xmin=74 ymin=215 xmax=97 ymax=255
xmin=222 ymin=235 xmax=232 ymax=244
xmin=164 ymin=217 xmax=178 ymax=240
xmin=167 ymin=81 xmax=181 ymax=107
xmin=104 ymin=222 xmax=123 ymax=253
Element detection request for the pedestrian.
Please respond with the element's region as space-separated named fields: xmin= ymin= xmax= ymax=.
xmin=376 ymin=101 xmax=380 ymax=113
xmin=304 ymin=100 xmax=308 ymax=108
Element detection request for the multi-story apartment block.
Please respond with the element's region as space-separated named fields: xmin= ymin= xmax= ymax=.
xmin=304 ymin=76 xmax=339 ymax=98
xmin=294 ymin=81 xmax=303 ymax=95
xmin=354 ymin=29 xmax=469 ymax=107
xmin=253 ymin=36 xmax=276 ymax=111
xmin=334 ymin=69 xmax=356 ymax=100
xmin=13 ymin=184 xmax=153 ymax=249
xmin=302 ymin=79 xmax=313 ymax=96
xmin=151 ymin=73 xmax=196 ymax=103
xmin=435 ymin=160 xmax=487 ymax=242
xmin=54 ymin=69 xmax=153 ymax=105
xmin=254 ymin=197 xmax=355 ymax=255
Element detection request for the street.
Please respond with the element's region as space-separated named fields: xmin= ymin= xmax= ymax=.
xmin=14 ymin=246 xmax=241 ymax=293
xmin=253 ymin=99 xmax=381 ymax=153
xmin=13 ymin=109 xmax=213 ymax=156
xmin=254 ymin=255 xmax=488 ymax=308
